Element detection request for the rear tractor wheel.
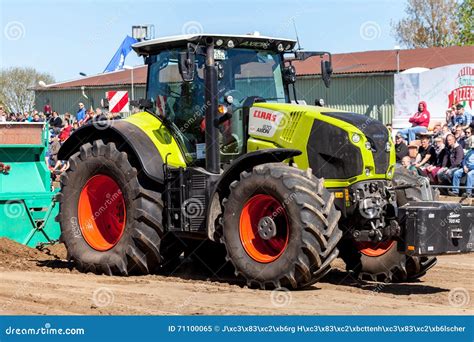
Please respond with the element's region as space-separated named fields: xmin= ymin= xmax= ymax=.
xmin=222 ymin=163 xmax=342 ymax=289
xmin=58 ymin=140 xmax=174 ymax=275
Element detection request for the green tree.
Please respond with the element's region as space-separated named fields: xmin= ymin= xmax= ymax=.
xmin=456 ymin=0 xmax=474 ymax=45
xmin=392 ymin=0 xmax=460 ymax=48
xmin=0 ymin=67 xmax=55 ymax=113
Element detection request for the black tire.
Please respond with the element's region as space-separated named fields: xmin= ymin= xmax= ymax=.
xmin=338 ymin=168 xmax=438 ymax=282
xmin=339 ymin=239 xmax=408 ymax=282
xmin=392 ymin=167 xmax=437 ymax=281
xmin=222 ymin=163 xmax=342 ymax=289
xmin=58 ymin=140 xmax=166 ymax=275
xmin=392 ymin=167 xmax=439 ymax=206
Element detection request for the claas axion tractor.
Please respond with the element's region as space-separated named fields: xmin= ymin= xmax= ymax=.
xmin=58 ymin=34 xmax=473 ymax=289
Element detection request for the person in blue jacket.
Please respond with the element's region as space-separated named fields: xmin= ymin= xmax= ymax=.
xmin=451 ymin=136 xmax=474 ymax=196
xmin=76 ymin=102 xmax=86 ymax=124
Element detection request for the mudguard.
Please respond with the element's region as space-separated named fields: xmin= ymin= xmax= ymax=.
xmin=58 ymin=120 xmax=166 ymax=184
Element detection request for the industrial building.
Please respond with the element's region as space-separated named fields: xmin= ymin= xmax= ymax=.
xmin=34 ymin=45 xmax=473 ymax=124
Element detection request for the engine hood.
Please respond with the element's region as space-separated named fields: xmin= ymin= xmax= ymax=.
xmin=247 ymin=102 xmax=394 ymax=182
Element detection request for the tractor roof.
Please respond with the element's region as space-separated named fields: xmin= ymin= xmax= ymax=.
xmin=132 ymin=34 xmax=296 ymax=55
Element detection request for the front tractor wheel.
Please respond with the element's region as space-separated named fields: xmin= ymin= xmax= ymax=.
xmin=58 ymin=140 xmax=167 ymax=275
xmin=339 ymin=239 xmax=437 ymax=282
xmin=222 ymin=164 xmax=342 ymax=289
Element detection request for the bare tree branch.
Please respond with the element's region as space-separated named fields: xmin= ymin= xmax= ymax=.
xmin=0 ymin=67 xmax=54 ymax=113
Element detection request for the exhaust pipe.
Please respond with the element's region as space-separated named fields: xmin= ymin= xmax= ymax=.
xmin=204 ymin=40 xmax=220 ymax=174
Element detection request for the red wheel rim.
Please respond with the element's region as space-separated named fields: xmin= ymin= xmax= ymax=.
xmin=78 ymin=174 xmax=126 ymax=251
xmin=239 ymin=194 xmax=289 ymax=263
xmin=356 ymin=240 xmax=395 ymax=257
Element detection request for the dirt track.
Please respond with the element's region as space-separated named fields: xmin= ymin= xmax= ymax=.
xmin=0 ymin=238 xmax=472 ymax=315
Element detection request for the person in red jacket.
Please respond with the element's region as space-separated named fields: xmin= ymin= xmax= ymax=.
xmin=398 ymin=101 xmax=430 ymax=143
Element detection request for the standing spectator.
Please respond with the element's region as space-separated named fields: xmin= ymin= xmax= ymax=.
xmin=76 ymin=102 xmax=86 ymax=125
xmin=22 ymin=112 xmax=33 ymax=122
xmin=48 ymin=111 xmax=63 ymax=133
xmin=450 ymin=136 xmax=474 ymax=196
xmin=71 ymin=121 xmax=79 ymax=133
xmin=47 ymin=135 xmax=61 ymax=168
xmin=424 ymin=137 xmax=446 ymax=184
xmin=398 ymin=101 xmax=430 ymax=143
xmin=32 ymin=113 xmax=42 ymax=122
xmin=450 ymin=103 xmax=472 ymax=130
xmin=395 ymin=134 xmax=408 ymax=164
xmin=43 ymin=103 xmax=52 ymax=116
xmin=437 ymin=134 xmax=464 ymax=187
xmin=82 ymin=109 xmax=94 ymax=125
xmin=93 ymin=107 xmax=108 ymax=121
xmin=58 ymin=118 xmax=72 ymax=142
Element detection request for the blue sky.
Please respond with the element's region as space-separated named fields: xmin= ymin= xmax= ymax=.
xmin=1 ymin=0 xmax=406 ymax=82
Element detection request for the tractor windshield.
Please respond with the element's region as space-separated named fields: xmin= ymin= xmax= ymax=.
xmin=220 ymin=49 xmax=287 ymax=104
xmin=146 ymin=48 xmax=286 ymax=163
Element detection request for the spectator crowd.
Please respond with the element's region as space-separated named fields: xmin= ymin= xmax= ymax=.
xmin=0 ymin=102 xmax=120 ymax=183
xmin=394 ymin=102 xmax=474 ymax=196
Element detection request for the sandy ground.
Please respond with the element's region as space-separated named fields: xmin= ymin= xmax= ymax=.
xmin=0 ymin=238 xmax=472 ymax=315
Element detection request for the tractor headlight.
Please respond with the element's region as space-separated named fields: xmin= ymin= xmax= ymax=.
xmin=227 ymin=40 xmax=235 ymax=48
xmin=216 ymin=39 xmax=224 ymax=46
xmin=385 ymin=141 xmax=391 ymax=152
xmin=351 ymin=133 xmax=361 ymax=143
xmin=277 ymin=43 xmax=284 ymax=52
xmin=365 ymin=141 xmax=372 ymax=150
xmin=365 ymin=168 xmax=371 ymax=176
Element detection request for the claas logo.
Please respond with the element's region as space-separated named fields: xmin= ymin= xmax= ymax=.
xmin=253 ymin=110 xmax=277 ymax=122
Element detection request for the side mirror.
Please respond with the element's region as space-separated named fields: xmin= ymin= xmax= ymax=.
xmin=321 ymin=60 xmax=332 ymax=88
xmin=179 ymin=45 xmax=196 ymax=82
xmin=282 ymin=65 xmax=296 ymax=84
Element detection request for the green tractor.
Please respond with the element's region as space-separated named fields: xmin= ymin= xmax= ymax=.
xmin=57 ymin=34 xmax=472 ymax=289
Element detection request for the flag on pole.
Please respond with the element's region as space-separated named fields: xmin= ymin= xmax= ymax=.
xmin=103 ymin=35 xmax=138 ymax=73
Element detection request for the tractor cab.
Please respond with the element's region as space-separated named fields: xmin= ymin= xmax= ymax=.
xmin=133 ymin=34 xmax=332 ymax=168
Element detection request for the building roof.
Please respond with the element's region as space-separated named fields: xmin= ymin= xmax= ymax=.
xmin=39 ymin=45 xmax=473 ymax=89
xmin=294 ymin=45 xmax=474 ymax=75
xmin=132 ymin=33 xmax=296 ymax=55
xmin=40 ymin=66 xmax=148 ymax=89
